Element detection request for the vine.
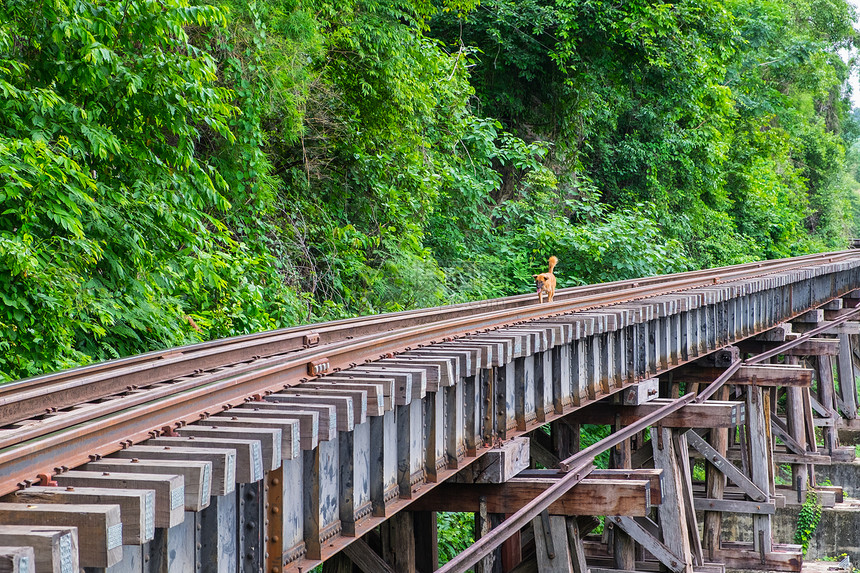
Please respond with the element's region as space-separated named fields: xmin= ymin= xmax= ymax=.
xmin=794 ymin=488 xmax=822 ymax=554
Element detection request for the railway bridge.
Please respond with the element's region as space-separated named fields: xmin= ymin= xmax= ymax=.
xmin=2 ymin=251 xmax=860 ymax=573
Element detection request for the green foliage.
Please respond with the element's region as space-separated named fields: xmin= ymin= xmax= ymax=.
xmin=437 ymin=512 xmax=475 ymax=566
xmin=0 ymin=0 xmax=306 ymax=380
xmin=794 ymin=488 xmax=822 ymax=554
xmin=2 ymin=0 xmax=860 ymax=381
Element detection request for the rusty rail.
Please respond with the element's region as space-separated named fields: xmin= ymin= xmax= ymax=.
xmin=0 ymin=250 xmax=857 ymax=500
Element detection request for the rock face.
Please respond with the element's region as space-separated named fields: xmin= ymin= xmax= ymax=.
xmin=815 ymin=460 xmax=860 ymax=498
xmin=721 ymin=500 xmax=860 ymax=563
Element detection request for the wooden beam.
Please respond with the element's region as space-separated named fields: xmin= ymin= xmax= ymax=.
xmin=735 ymin=338 xmax=840 ymax=356
xmin=453 ymin=438 xmax=529 ymax=483
xmin=566 ymin=517 xmax=589 ymax=573
xmin=610 ymin=515 xmax=684 ymax=573
xmin=407 ymin=478 xmax=653 ymax=516
xmin=672 ymin=365 xmax=812 ymax=387
xmin=685 ymin=430 xmax=767 ymax=502
xmin=715 ymin=543 xmax=802 ymax=572
xmin=693 ymin=498 xmax=775 ymax=514
xmin=576 ymin=400 xmax=743 ymax=428
xmin=344 ymin=538 xmax=396 ymax=573
xmin=514 ymin=469 xmax=663 ymax=502
xmin=791 ymin=321 xmax=860 ymax=335
xmin=702 ymin=448 xmax=831 ymax=465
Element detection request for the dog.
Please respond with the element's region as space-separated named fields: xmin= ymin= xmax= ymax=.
xmin=533 ymin=256 xmax=558 ymax=303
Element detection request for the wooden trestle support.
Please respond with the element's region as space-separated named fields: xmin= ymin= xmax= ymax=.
xmin=3 ymin=259 xmax=860 ymax=573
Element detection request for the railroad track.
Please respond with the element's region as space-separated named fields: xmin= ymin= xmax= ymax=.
xmin=0 ymin=249 xmax=857 ymax=498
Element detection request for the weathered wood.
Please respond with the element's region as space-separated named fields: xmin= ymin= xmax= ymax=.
xmin=6 ymin=485 xmax=154 ymax=545
xmin=85 ymin=458 xmax=212 ymax=512
xmin=303 ymin=379 xmax=392 ymax=413
xmin=533 ymin=513 xmax=572 ymax=573
xmin=322 ymin=551 xmax=354 ymax=573
xmin=703 ymin=386 xmax=729 ymax=560
xmin=819 ymin=354 xmax=841 ymax=455
xmin=147 ymin=435 xmax=263 ymax=483
xmin=343 ymin=538 xmax=396 ymax=573
xmin=551 ymin=419 xmax=579 ymax=461
xmin=178 ymin=425 xmax=281 ymax=471
xmin=791 ymin=321 xmax=860 ymax=335
xmin=674 ymin=364 xmax=813 ymax=387
xmin=786 ymin=383 xmax=808 ymax=494
xmin=735 ymin=338 xmax=840 ymax=356
xmin=0 ymin=546 xmax=34 ymax=573
xmin=651 ymin=426 xmax=694 ymax=573
xmin=474 ymin=497 xmax=494 ymax=573
xmin=380 ymin=356 xmax=456 ymax=388
xmin=710 ymin=448 xmax=831 ymax=465
xmin=111 ymin=444 xmax=236 ymax=495
xmin=269 ymin=393 xmax=356 ymax=432
xmin=837 ymin=333 xmax=858 ymax=418
xmin=513 ymin=468 xmax=664 ymax=502
xmin=715 ymin=542 xmax=802 ymax=572
xmin=380 ymin=510 xmax=415 ymax=573
xmin=566 ymin=517 xmax=588 ymax=573
xmin=351 ymin=365 xmax=426 ymax=401
xmin=575 ymin=400 xmax=743 ymax=428
xmin=791 ymin=309 xmax=824 ymax=323
xmin=610 ymin=515 xmax=684 ymax=573
xmin=684 ymin=430 xmax=766 ymax=502
xmin=746 ymin=385 xmax=773 ymax=554
xmin=452 ymin=437 xmax=529 ymax=484
xmin=621 ymin=378 xmax=659 ymax=405
xmin=407 ymin=478 xmax=652 ymax=516
xmin=285 ymin=387 xmax=370 ymax=425
xmin=54 ymin=470 xmax=184 ymax=528
xmin=0 ymin=503 xmax=121 ymax=568
xmin=242 ymin=401 xmax=334 ymax=443
xmin=693 ymin=498 xmax=776 ymax=514
xmin=756 ymin=324 xmax=792 ymax=341
xmin=610 ymin=421 xmax=635 ymax=572
xmin=413 ymin=511 xmax=438 ymax=573
xmin=0 ymin=526 xmax=78 ymax=573
xmin=202 ymin=415 xmax=300 ymax=461
xmin=675 ymin=431 xmax=704 ymax=566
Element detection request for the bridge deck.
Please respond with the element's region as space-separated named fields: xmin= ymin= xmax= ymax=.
xmin=0 ymin=253 xmax=859 ymax=572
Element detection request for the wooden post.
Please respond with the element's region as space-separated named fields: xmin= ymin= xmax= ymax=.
xmin=786 ymin=357 xmax=808 ymax=495
xmin=474 ymin=496 xmax=494 ymax=573
xmin=381 ymin=511 xmax=416 ymax=573
xmin=746 ymin=386 xmax=773 ymax=555
xmin=836 ymin=334 xmax=857 ymax=418
xmin=703 ymin=386 xmax=728 ymax=559
xmin=611 ymin=424 xmax=635 ymax=571
xmin=566 ymin=517 xmax=589 ymax=573
xmin=500 ymin=513 xmax=522 ymax=571
xmin=322 ymin=551 xmax=354 ymax=573
xmin=533 ymin=512 xmax=573 ymax=572
xmin=651 ymin=426 xmax=694 ymax=573
xmin=414 ymin=511 xmax=438 ymax=573
xmin=816 ymin=354 xmax=839 ymax=452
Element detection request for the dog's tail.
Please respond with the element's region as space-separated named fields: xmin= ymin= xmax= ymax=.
xmin=548 ymin=255 xmax=558 ymax=273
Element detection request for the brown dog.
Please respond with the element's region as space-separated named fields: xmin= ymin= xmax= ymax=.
xmin=534 ymin=256 xmax=558 ymax=303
